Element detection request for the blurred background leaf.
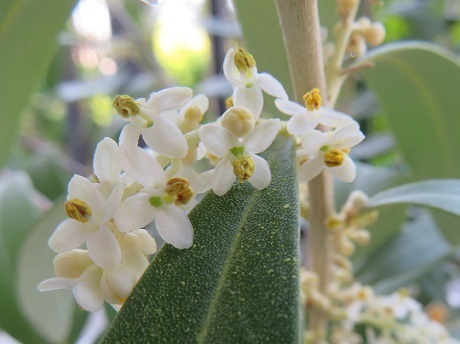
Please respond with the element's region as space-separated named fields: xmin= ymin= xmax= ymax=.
xmin=0 ymin=0 xmax=77 ymax=167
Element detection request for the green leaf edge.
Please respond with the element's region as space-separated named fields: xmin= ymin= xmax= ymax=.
xmin=101 ymin=134 xmax=302 ymax=344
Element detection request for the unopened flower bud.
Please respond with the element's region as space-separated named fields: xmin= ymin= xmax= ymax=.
xmin=113 ymin=95 xmax=140 ymax=118
xmin=221 ymin=106 xmax=255 ymax=137
xmin=355 ymin=16 xmax=372 ymax=31
xmin=337 ymin=0 xmax=358 ymax=17
xmin=347 ymin=32 xmax=367 ymax=57
xmin=342 ymin=190 xmax=369 ymax=218
xmin=65 ymin=199 xmax=92 ymax=223
xmin=340 ymin=236 xmax=355 ymax=256
xmin=363 ymin=22 xmax=386 ymax=47
xmin=234 ymin=48 xmax=256 ymax=72
xmin=350 ymin=229 xmax=371 ymax=245
xmin=53 ymin=250 xmax=93 ymax=278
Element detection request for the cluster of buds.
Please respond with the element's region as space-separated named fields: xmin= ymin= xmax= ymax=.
xmin=347 ymin=17 xmax=386 ymax=57
xmin=327 ymin=191 xmax=377 ymax=283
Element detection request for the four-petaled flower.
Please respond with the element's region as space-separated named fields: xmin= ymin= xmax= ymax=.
xmin=199 ymin=118 xmax=281 ymax=196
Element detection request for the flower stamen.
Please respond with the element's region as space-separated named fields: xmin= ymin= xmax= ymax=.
xmin=303 ymin=88 xmax=322 ymax=111
xmin=65 ymin=199 xmax=92 ymax=223
xmin=232 ymin=155 xmax=255 ymax=182
xmin=113 ymin=95 xmax=140 ymax=118
xmin=324 ymin=150 xmax=345 ymax=167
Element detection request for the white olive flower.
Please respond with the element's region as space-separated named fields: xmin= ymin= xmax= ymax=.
xmin=223 ymin=48 xmax=288 ymax=120
xmin=115 ymin=145 xmax=199 ymax=249
xmin=199 ymin=119 xmax=281 ymax=196
xmin=114 ymin=87 xmax=193 ymax=159
xmin=38 ymin=250 xmax=104 ymax=312
xmin=298 ymin=122 xmax=364 ymax=183
xmin=275 ymin=88 xmax=353 ymax=136
xmin=48 ymin=175 xmax=124 ymax=270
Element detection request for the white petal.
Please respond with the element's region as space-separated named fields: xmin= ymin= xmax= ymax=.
xmin=248 ymin=154 xmax=271 ymax=190
xmin=234 ymin=87 xmax=263 ymax=121
xmin=142 ymin=117 xmax=188 ymax=159
xmin=329 ymin=122 xmax=365 ymax=149
xmin=147 ymin=87 xmax=193 ymax=115
xmin=38 ymin=277 xmax=77 ymax=291
xmin=49 ymin=219 xmax=95 ymax=253
xmin=101 ymin=184 xmax=124 ymax=223
xmin=87 ymin=226 xmax=121 ymax=269
xmin=196 ymin=170 xmax=213 ymax=194
xmin=126 ymin=229 xmax=157 ymax=254
xmin=274 ymin=99 xmax=305 ymax=117
xmin=300 ymin=130 xmax=327 ymax=155
xmin=315 ymin=108 xmax=353 ymax=128
xmin=119 ymin=123 xmax=141 ymax=147
xmin=114 ymin=193 xmax=157 ymax=232
xmin=245 ymin=119 xmax=281 ymax=153
xmin=199 ymin=124 xmax=239 ymax=158
xmin=287 ymin=114 xmax=317 ymax=136
xmin=212 ymin=159 xmax=235 ymax=196
xmin=121 ymin=247 xmax=149 ymax=280
xmin=93 ymin=137 xmax=120 ymax=183
xmin=298 ymin=156 xmax=324 ymax=183
xmin=180 ymin=94 xmax=209 ymax=116
xmin=67 ymin=175 xmax=103 ymax=217
xmin=328 ymin=154 xmax=357 ymax=182
xmin=73 ymin=280 xmax=104 ymax=312
xmin=120 ymin=145 xmax=166 ymax=189
xmin=155 ymin=205 xmax=193 ymax=249
xmin=102 ymin=267 xmax=135 ymax=303
xmin=223 ymin=48 xmax=239 ymax=85
xmin=256 ymin=73 xmax=288 ymax=100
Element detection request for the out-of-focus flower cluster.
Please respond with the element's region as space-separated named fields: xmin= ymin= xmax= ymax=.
xmin=301 ymin=191 xmax=459 ymax=343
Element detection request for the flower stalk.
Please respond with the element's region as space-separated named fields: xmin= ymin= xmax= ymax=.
xmin=274 ymin=0 xmax=335 ymax=341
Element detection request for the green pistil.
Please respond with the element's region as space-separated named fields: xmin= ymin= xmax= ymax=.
xmin=149 ymin=196 xmax=163 ymax=207
xmin=320 ymin=145 xmax=329 ymax=152
xmin=230 ymin=146 xmax=245 ymax=157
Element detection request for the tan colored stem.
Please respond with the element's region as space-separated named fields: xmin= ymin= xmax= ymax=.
xmin=326 ymin=0 xmax=361 ymax=106
xmin=274 ymin=0 xmax=334 ymax=341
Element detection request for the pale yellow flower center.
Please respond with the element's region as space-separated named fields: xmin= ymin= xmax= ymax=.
xmin=165 ymin=177 xmax=194 ymax=205
xmin=324 ymin=149 xmax=346 ymax=167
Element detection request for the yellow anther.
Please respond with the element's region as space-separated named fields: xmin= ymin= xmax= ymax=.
xmin=225 ymin=96 xmax=234 ymax=109
xmin=174 ymin=188 xmax=194 ymax=206
xmin=184 ymin=106 xmax=203 ymax=124
xmin=234 ymin=48 xmax=256 ymax=73
xmin=303 ymin=88 xmax=322 ymax=111
xmin=165 ymin=177 xmax=194 ymax=205
xmin=113 ymin=95 xmax=140 ymax=118
xmin=232 ymin=156 xmax=255 ymax=182
xmin=324 ymin=149 xmax=345 ymax=167
xmin=65 ymin=199 xmax=92 ymax=223
xmin=165 ymin=178 xmax=190 ymax=196
xmin=221 ymin=106 xmax=255 ymax=137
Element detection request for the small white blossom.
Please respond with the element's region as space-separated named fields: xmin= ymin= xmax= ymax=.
xmin=115 ymin=145 xmax=206 ymax=249
xmin=115 ymin=87 xmax=193 ymax=159
xmin=298 ymin=122 xmax=364 ymax=183
xmin=275 ymin=98 xmax=353 ymax=136
xmin=223 ymin=48 xmax=288 ymax=120
xmin=199 ymin=119 xmax=281 ymax=196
